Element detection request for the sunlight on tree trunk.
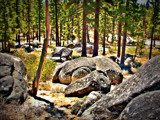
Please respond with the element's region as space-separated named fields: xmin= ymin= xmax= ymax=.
xmin=121 ymin=21 xmax=127 ymax=64
xmin=31 ymin=0 xmax=50 ymax=96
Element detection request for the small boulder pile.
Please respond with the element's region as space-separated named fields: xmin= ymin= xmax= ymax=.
xmin=50 ymin=47 xmax=73 ymax=62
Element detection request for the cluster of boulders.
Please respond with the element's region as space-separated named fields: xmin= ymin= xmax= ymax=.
xmin=50 ymin=47 xmax=73 ymax=62
xmin=15 ymin=40 xmax=42 ymax=53
xmin=0 ymin=53 xmax=28 ymax=104
xmin=71 ymin=55 xmax=160 ymax=120
xmin=52 ymin=56 xmax=123 ymax=97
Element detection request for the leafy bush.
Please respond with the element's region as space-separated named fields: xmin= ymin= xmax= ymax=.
xmin=12 ymin=49 xmax=56 ymax=82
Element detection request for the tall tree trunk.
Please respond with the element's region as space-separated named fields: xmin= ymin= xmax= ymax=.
xmin=38 ymin=0 xmax=41 ymax=43
xmin=86 ymin=25 xmax=90 ymax=43
xmin=149 ymin=27 xmax=154 ymax=59
xmin=117 ymin=22 xmax=122 ymax=57
xmin=153 ymin=35 xmax=155 ymax=47
xmin=93 ymin=0 xmax=100 ymax=57
xmin=27 ymin=0 xmax=31 ymax=47
xmin=112 ymin=18 xmax=115 ymax=43
xmin=55 ymin=0 xmax=60 ymax=46
xmin=18 ymin=33 xmax=20 ymax=46
xmin=121 ymin=21 xmax=127 ymax=64
xmin=102 ymin=11 xmax=106 ymax=56
xmin=81 ymin=0 xmax=87 ymax=57
xmin=60 ymin=21 xmax=62 ymax=45
xmin=120 ymin=1 xmax=129 ymax=64
xmin=16 ymin=0 xmax=21 ymax=47
xmin=77 ymin=17 xmax=80 ymax=43
xmin=31 ymin=0 xmax=50 ymax=96
xmin=72 ymin=17 xmax=74 ymax=42
xmin=36 ymin=24 xmax=38 ymax=40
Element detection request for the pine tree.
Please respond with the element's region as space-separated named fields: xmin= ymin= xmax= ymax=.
xmin=0 ymin=0 xmax=16 ymax=52
xmin=31 ymin=0 xmax=50 ymax=96
xmin=81 ymin=0 xmax=87 ymax=57
xmin=93 ymin=0 xmax=100 ymax=57
xmin=15 ymin=0 xmax=23 ymax=47
xmin=121 ymin=0 xmax=129 ymax=64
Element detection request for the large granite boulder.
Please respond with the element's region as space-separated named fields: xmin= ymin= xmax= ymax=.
xmin=0 ymin=53 xmax=28 ymax=104
xmin=118 ymin=90 xmax=160 ymax=120
xmin=52 ymin=56 xmax=123 ymax=85
xmin=52 ymin=61 xmax=69 ymax=83
xmin=58 ymin=57 xmax=96 ymax=84
xmin=52 ymin=47 xmax=73 ymax=61
xmin=65 ymin=70 xmax=111 ymax=97
xmin=79 ymin=55 xmax=160 ymax=120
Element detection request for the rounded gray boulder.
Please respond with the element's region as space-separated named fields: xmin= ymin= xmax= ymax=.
xmin=0 ymin=53 xmax=28 ymax=104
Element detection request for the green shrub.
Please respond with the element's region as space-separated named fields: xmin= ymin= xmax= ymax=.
xmin=41 ymin=59 xmax=56 ymax=82
xmin=12 ymin=49 xmax=56 ymax=82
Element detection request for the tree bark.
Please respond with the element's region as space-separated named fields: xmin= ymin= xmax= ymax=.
xmin=102 ymin=11 xmax=106 ymax=56
xmin=55 ymin=0 xmax=60 ymax=46
xmin=27 ymin=0 xmax=31 ymax=47
xmin=120 ymin=1 xmax=129 ymax=64
xmin=87 ymin=25 xmax=90 ymax=43
xmin=38 ymin=0 xmax=41 ymax=43
xmin=72 ymin=17 xmax=74 ymax=42
xmin=81 ymin=0 xmax=87 ymax=57
xmin=31 ymin=0 xmax=50 ymax=96
xmin=112 ymin=18 xmax=115 ymax=43
xmin=93 ymin=0 xmax=100 ymax=57
xmin=60 ymin=21 xmax=62 ymax=45
xmin=153 ymin=36 xmax=155 ymax=47
xmin=121 ymin=21 xmax=127 ymax=64
xmin=149 ymin=27 xmax=154 ymax=59
xmin=117 ymin=22 xmax=122 ymax=57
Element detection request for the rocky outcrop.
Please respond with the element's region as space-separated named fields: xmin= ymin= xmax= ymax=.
xmin=71 ymin=100 xmax=84 ymax=115
xmin=77 ymin=91 xmax=105 ymax=116
xmin=65 ymin=70 xmax=111 ymax=97
xmin=118 ymin=90 xmax=160 ymax=120
xmin=79 ymin=55 xmax=160 ymax=120
xmin=0 ymin=53 xmax=28 ymax=104
xmin=52 ymin=56 xmax=123 ymax=85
